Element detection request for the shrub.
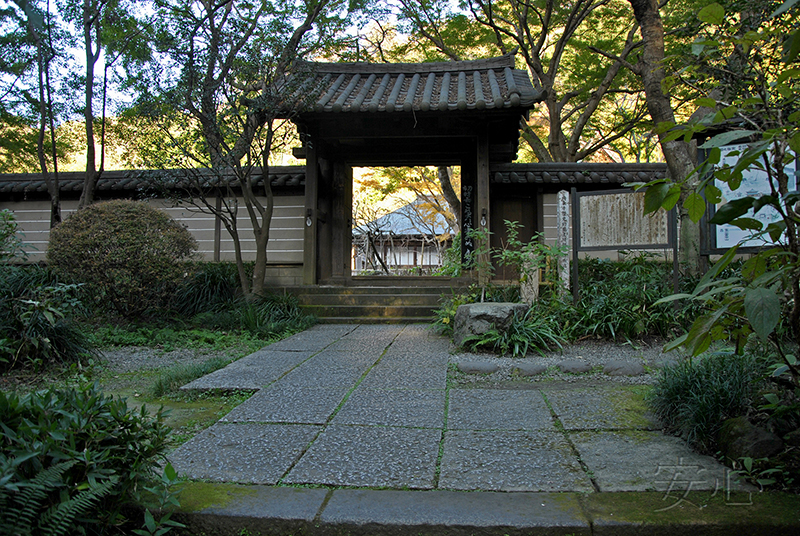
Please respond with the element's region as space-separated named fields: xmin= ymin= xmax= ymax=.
xmin=647 ymin=351 xmax=767 ymax=451
xmin=1 ymin=209 xmax=26 ymax=263
xmin=47 ymin=200 xmax=197 ymax=318
xmin=195 ymin=293 xmax=316 ymax=339
xmin=0 ymin=266 xmax=97 ymax=372
xmin=572 ymin=253 xmax=695 ymax=341
xmin=0 ymin=382 xmax=172 ymax=535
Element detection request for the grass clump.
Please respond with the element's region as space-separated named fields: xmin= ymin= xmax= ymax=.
xmin=647 ymin=351 xmax=766 ymax=451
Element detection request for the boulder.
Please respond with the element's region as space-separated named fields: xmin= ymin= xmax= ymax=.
xmin=453 ymin=302 xmax=529 ymax=348
xmin=717 ymin=416 xmax=784 ymax=460
xmin=603 ymin=359 xmax=646 ymax=376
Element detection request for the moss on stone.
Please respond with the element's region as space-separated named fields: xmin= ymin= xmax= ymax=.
xmin=178 ymin=482 xmax=259 ymax=512
xmin=582 ymin=491 xmax=800 ymax=526
xmin=608 ymin=385 xmax=653 ymax=429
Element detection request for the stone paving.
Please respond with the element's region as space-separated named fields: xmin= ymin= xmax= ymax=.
xmin=171 ymin=323 xmax=743 ymax=495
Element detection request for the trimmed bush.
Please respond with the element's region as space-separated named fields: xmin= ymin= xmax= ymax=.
xmin=0 ymin=382 xmax=172 ymax=535
xmin=47 ymin=200 xmax=197 ymax=317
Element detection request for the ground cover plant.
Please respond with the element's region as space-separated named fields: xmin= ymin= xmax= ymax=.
xmin=0 ymin=382 xmax=173 ymax=536
xmin=647 ymin=350 xmax=767 ymax=450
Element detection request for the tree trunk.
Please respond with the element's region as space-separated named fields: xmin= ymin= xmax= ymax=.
xmin=438 ymin=166 xmax=461 ymax=232
xmin=22 ymin=3 xmax=61 ymax=227
xmin=78 ymin=1 xmax=101 ymax=209
xmin=628 ymin=0 xmax=702 ymax=274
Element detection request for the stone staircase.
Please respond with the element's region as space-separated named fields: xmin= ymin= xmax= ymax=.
xmin=282 ymin=278 xmax=469 ymax=323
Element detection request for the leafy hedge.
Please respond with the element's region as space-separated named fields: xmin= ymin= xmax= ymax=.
xmin=0 ymin=382 xmax=172 ymax=535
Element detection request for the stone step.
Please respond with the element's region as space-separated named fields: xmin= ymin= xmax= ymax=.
xmin=296 ymin=293 xmax=443 ymax=307
xmin=280 ymin=284 xmax=467 ymax=322
xmin=300 ymin=304 xmax=437 ymax=320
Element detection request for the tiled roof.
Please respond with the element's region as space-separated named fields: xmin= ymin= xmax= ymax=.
xmin=0 ymin=167 xmax=306 ymax=195
xmin=297 ymin=53 xmax=544 ymax=114
xmin=491 ymin=163 xmax=667 ymax=185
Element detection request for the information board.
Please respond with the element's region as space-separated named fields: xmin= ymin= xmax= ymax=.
xmin=714 ymin=144 xmax=797 ymax=249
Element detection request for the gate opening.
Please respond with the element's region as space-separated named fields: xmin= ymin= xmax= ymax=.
xmin=351 ymin=166 xmax=461 ymax=276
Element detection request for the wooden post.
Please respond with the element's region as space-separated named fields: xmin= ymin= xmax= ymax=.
xmin=330 ymin=161 xmax=351 ymax=284
xmin=476 ymin=130 xmax=491 ymax=285
xmin=302 ymin=139 xmax=318 ymax=285
xmin=557 ymin=190 xmax=570 ymax=293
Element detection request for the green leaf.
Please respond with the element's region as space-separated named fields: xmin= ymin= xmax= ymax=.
xmin=164 ymin=462 xmax=177 ymax=481
xmin=709 ymin=197 xmax=756 ymax=224
xmin=742 ymin=254 xmax=768 ymax=280
xmin=753 ymin=195 xmax=780 ymax=214
xmin=729 ymin=217 xmax=763 ymax=231
xmin=654 ymin=293 xmax=695 ymax=305
xmin=687 ymin=307 xmax=728 ymax=356
xmin=707 ymin=147 xmax=721 ymax=165
xmin=790 ymin=132 xmax=800 ymax=155
xmin=777 ymin=68 xmax=800 ymax=85
xmin=698 ymin=2 xmax=725 ymax=24
xmin=644 ymin=183 xmax=670 ymax=214
xmin=744 ymin=287 xmax=781 ymax=340
xmin=664 ymin=332 xmax=688 ymax=352
xmin=695 ymin=97 xmax=717 ymax=108
xmin=772 ymin=0 xmax=800 ymax=17
xmin=663 ymin=184 xmax=682 ymax=211
xmin=766 ymin=221 xmax=787 ymax=242
xmin=700 ymin=130 xmax=759 ymax=148
xmin=763 ymin=393 xmax=780 ymax=405
xmin=705 ymin=183 xmax=722 ymax=204
xmin=684 ymin=192 xmax=706 ymax=222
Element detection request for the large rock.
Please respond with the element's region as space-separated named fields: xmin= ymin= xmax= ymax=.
xmin=453 ymin=302 xmax=529 ymax=348
xmin=717 ymin=416 xmax=784 ymax=460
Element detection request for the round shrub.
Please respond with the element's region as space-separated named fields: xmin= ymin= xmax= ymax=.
xmin=47 ymin=200 xmax=197 ymax=317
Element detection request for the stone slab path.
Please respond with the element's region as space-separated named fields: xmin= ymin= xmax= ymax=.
xmin=171 ymin=324 xmax=742 ymax=496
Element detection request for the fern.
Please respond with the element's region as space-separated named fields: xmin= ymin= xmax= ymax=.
xmin=39 ymin=476 xmax=118 ymax=536
xmin=2 ymin=460 xmax=77 ymax=533
xmin=0 ymin=459 xmax=119 ymax=536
